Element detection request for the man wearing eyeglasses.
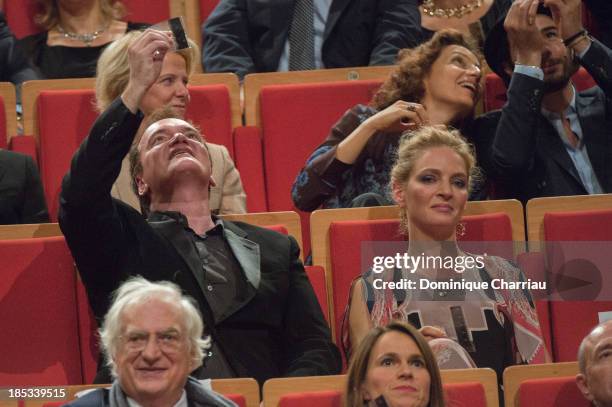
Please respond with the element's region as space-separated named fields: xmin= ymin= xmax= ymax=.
xmin=66 ymin=277 xmax=236 ymax=407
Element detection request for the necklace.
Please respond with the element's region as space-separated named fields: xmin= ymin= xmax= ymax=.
xmin=56 ymin=23 xmax=109 ymax=46
xmin=421 ymin=0 xmax=483 ymax=18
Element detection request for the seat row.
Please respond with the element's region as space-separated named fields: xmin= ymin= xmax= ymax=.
xmin=0 ymin=66 xmax=598 ymax=256
xmin=0 ymin=362 xmax=589 ymax=407
xmin=0 ymin=194 xmax=611 ymax=388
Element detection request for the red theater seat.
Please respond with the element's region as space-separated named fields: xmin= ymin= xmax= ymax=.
xmin=0 ymin=236 xmax=82 ymax=386
xmin=186 ymin=84 xmax=236 ymax=156
xmin=527 ymin=195 xmax=612 ymax=362
xmin=444 ymin=382 xmax=487 ymax=407
xmin=37 ymin=89 xmax=98 ymax=221
xmin=305 ymin=265 xmax=330 ymax=323
xmin=278 ymin=390 xmax=342 ymax=407
xmin=258 ymin=80 xmax=384 ymax=252
xmin=233 ymin=126 xmax=267 ymax=212
xmin=543 ymin=208 xmax=612 ymax=362
xmin=519 ymin=376 xmax=589 ymax=407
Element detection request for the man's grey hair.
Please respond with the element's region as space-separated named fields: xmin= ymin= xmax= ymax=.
xmin=99 ymin=276 xmax=211 ymax=377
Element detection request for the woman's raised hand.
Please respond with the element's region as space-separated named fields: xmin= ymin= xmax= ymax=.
xmin=121 ymin=29 xmax=174 ymax=113
xmin=364 ymin=100 xmax=430 ymax=134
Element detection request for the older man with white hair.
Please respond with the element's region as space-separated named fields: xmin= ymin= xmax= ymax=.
xmin=66 ymin=277 xmax=236 ymax=407
xmin=576 ymin=320 xmax=612 ymax=407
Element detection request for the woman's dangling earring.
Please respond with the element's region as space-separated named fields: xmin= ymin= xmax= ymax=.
xmin=456 ymin=222 xmax=466 ymax=238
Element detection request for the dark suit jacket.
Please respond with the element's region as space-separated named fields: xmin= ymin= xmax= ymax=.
xmin=0 ymin=149 xmax=49 ymax=224
xmin=202 ymin=0 xmax=422 ymax=79
xmin=58 ymin=99 xmax=340 ymax=385
xmin=471 ymin=39 xmax=612 ymax=202
xmin=0 ymin=11 xmax=38 ymax=84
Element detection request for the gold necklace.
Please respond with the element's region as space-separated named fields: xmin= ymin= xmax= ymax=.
xmin=421 ymin=0 xmax=483 ymax=18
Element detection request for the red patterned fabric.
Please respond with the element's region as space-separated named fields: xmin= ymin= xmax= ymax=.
xmin=543 ymin=209 xmax=612 ymax=362
xmin=259 ymin=79 xmax=383 ymax=253
xmin=233 ymin=126 xmax=268 ymax=212
xmin=519 ymin=376 xmax=589 ymax=407
xmin=517 ymin=252 xmax=552 ymax=357
xmin=0 ymin=237 xmax=82 ymax=385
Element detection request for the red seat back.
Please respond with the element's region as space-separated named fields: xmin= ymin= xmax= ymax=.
xmin=444 ymin=382 xmax=487 ymax=407
xmin=186 ymin=84 xmax=235 ymax=156
xmin=543 ymin=209 xmax=612 ymax=362
xmin=225 ymin=394 xmax=247 ymax=407
xmin=259 ymin=80 xmax=382 ymax=252
xmin=233 ymin=126 xmax=267 ymax=212
xmin=37 ymin=89 xmax=98 ymax=221
xmin=519 ymin=376 xmax=589 ymax=407
xmin=278 ymin=390 xmax=342 ymax=407
xmin=77 ymin=278 xmax=100 ymax=384
xmin=0 ymin=236 xmax=82 ymax=385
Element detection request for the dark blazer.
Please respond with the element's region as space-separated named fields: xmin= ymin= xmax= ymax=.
xmin=202 ymin=0 xmax=422 ymax=79
xmin=0 ymin=11 xmax=37 ymax=84
xmin=471 ymin=39 xmax=612 ymax=202
xmin=58 ymin=99 xmax=340 ymax=385
xmin=0 ymin=150 xmax=49 ymax=224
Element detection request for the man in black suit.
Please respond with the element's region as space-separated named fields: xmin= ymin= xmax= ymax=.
xmin=472 ymin=0 xmax=612 ymax=202
xmin=59 ymin=29 xmax=340 ymax=384
xmin=0 ymin=149 xmax=49 ymax=224
xmin=202 ymin=0 xmax=422 ymax=79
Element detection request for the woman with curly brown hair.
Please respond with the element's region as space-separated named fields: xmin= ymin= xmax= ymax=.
xmin=291 ymin=29 xmax=484 ymax=212
xmin=19 ymin=0 xmax=147 ymax=79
